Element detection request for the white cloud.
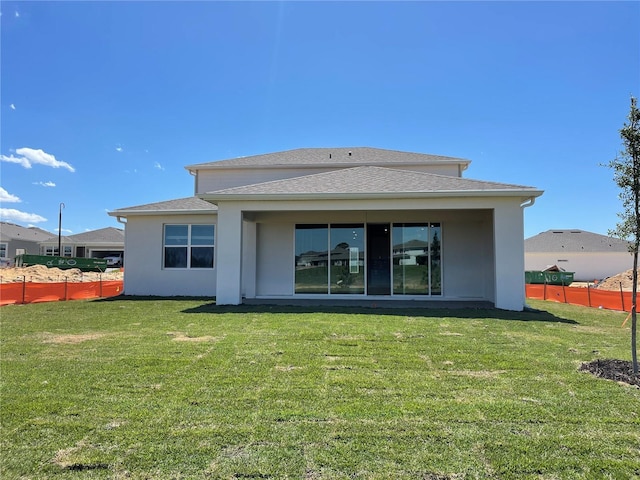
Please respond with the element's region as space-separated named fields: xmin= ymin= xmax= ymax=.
xmin=0 ymin=187 xmax=21 ymax=203
xmin=0 ymin=208 xmax=47 ymax=223
xmin=33 ymin=181 xmax=56 ymax=188
xmin=10 ymin=104 xmax=16 ymax=110
xmin=0 ymin=147 xmax=75 ymax=172
xmin=115 ymin=146 xmax=123 ymax=152
xmin=14 ymin=10 xmax=19 ymax=18
xmin=154 ymin=162 xmax=165 ymax=171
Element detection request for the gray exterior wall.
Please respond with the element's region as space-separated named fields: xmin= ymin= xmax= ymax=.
xmin=122 ymin=214 xmax=217 ymax=297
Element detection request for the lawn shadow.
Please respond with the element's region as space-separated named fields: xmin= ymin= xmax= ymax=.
xmin=95 ymin=295 xmax=577 ymax=324
xmin=181 ymin=301 xmax=577 ymax=324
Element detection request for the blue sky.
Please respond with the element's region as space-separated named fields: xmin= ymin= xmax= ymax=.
xmin=1 ymin=1 xmax=638 ymax=238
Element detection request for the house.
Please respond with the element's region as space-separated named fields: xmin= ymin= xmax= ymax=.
xmin=0 ymin=222 xmax=55 ymax=265
xmin=525 ymin=229 xmax=632 ymax=282
xmin=39 ymin=227 xmax=125 ymax=261
xmin=109 ymin=147 xmax=543 ymax=311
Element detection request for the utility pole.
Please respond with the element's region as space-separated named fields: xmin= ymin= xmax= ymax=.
xmin=58 ymin=202 xmax=65 ymax=256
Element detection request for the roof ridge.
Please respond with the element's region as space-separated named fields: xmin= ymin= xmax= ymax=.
xmin=186 ymin=147 xmax=470 ymax=170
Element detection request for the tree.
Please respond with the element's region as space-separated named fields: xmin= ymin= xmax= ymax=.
xmin=608 ymin=96 xmax=640 ymax=375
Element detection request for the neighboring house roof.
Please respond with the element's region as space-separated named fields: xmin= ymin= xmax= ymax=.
xmin=0 ymin=222 xmax=55 ymax=242
xmin=186 ymin=147 xmax=471 ymax=171
xmin=66 ymin=227 xmax=124 ymax=244
xmin=109 ymin=196 xmax=218 ymax=217
xmin=40 ymin=226 xmax=125 ymax=246
xmin=200 ymin=166 xmax=542 ymax=201
xmin=525 ymin=229 xmax=631 ymax=253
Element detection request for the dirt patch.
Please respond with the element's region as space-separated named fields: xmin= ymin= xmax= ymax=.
xmin=580 ymin=358 xmax=639 ymax=387
xmin=167 ymin=332 xmax=220 ymax=342
xmin=450 ymin=370 xmax=506 ymax=378
xmin=42 ymin=333 xmax=106 ymax=344
xmin=0 ymin=264 xmax=123 ymax=283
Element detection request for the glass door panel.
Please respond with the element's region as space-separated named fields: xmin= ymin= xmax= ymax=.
xmin=367 ymin=224 xmax=391 ymax=295
xmin=330 ymin=225 xmax=365 ymax=294
xmin=295 ymin=225 xmax=328 ymax=294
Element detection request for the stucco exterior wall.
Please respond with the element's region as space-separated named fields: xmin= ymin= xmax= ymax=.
xmin=255 ymin=223 xmax=294 ymax=296
xmin=5 ymin=239 xmax=42 ymax=258
xmin=525 ymin=252 xmax=632 ymax=282
xmin=122 ymin=214 xmax=217 ymax=296
xmin=120 ymin=196 xmax=526 ymax=309
xmin=444 ymin=216 xmax=495 ymax=301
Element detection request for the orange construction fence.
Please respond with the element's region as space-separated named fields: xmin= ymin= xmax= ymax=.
xmin=526 ymin=284 xmax=634 ymax=312
xmin=0 ymin=280 xmax=123 ymax=306
xmin=0 ymin=280 xmax=631 ymax=310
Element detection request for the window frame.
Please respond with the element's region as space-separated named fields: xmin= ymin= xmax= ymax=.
xmin=163 ymin=224 xmax=215 ymax=270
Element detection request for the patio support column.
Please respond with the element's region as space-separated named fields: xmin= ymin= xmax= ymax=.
xmin=216 ymin=202 xmax=243 ymax=305
xmin=242 ymin=219 xmax=257 ymax=299
xmin=493 ymin=201 xmax=526 ymax=311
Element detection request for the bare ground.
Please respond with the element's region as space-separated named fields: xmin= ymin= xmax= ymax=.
xmin=580 ymin=359 xmax=639 ymax=387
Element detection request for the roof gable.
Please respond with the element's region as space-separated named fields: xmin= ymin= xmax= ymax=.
xmin=201 ymin=166 xmax=541 ymax=199
xmin=187 ymin=147 xmax=470 ymax=170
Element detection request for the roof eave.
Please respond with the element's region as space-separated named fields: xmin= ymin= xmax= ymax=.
xmin=199 ymin=189 xmax=544 ymax=203
xmin=107 ymin=209 xmax=218 ymax=217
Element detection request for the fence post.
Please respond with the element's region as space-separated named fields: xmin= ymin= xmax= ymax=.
xmin=562 ymin=284 xmax=567 ymax=304
xmin=64 ymin=277 xmax=68 ymax=301
xmin=620 ymin=282 xmax=626 ymax=311
xmin=22 ymin=276 xmax=26 ymax=304
xmin=587 ymin=283 xmax=592 ymax=308
xmin=99 ymin=273 xmax=103 ymax=298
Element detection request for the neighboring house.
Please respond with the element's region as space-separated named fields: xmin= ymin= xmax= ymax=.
xmin=525 ymin=229 xmax=632 ymax=282
xmin=109 ymin=147 xmax=543 ymax=311
xmin=39 ymin=227 xmax=125 ymax=261
xmin=0 ymin=222 xmax=56 ymax=265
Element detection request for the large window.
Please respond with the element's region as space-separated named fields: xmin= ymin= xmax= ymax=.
xmin=164 ymin=224 xmax=214 ymax=269
xmin=44 ymin=246 xmax=71 ymax=257
xmin=392 ymin=223 xmax=441 ymax=295
xmin=0 ymin=243 xmax=6 ymax=258
xmin=295 ymin=223 xmax=442 ymax=296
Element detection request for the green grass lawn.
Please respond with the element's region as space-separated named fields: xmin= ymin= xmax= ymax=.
xmin=1 ymin=298 xmax=639 ymax=479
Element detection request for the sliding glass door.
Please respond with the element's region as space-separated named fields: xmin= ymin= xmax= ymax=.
xmin=295 ymin=222 xmax=442 ymax=296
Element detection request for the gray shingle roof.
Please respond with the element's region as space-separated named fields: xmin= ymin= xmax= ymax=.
xmin=186 ymin=147 xmax=471 ymax=170
xmin=67 ymin=227 xmax=124 ymax=244
xmin=0 ymin=222 xmax=55 ymax=242
xmin=525 ymin=230 xmax=631 ymax=253
xmin=202 ymin=166 xmax=541 ymax=199
xmin=40 ymin=227 xmax=125 ymax=246
xmin=109 ymin=197 xmax=217 ymax=216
